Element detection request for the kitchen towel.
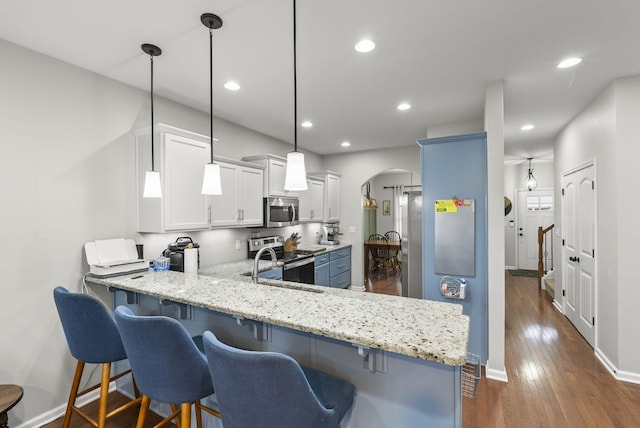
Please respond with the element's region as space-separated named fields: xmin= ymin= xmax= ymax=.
xmin=184 ymin=247 xmax=198 ymax=274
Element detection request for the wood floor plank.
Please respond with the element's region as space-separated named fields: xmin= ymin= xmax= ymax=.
xmin=463 ymin=272 xmax=640 ymax=428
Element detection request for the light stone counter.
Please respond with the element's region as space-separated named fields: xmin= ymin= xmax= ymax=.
xmin=89 ymin=263 xmax=469 ymax=366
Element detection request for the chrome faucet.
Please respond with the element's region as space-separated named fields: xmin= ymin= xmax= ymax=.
xmin=252 ymin=247 xmax=278 ymax=284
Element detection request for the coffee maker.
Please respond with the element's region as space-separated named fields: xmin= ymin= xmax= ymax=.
xmin=319 ymin=222 xmax=341 ymax=245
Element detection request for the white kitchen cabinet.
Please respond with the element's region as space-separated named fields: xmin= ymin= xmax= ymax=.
xmin=308 ymin=171 xmax=341 ymax=222
xmin=241 ymin=154 xmax=296 ymax=197
xmin=209 ymin=157 xmax=264 ymax=228
xmin=134 ymin=124 xmax=211 ymax=232
xmin=298 ymin=177 xmax=324 ymax=222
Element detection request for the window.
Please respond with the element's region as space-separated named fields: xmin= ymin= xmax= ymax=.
xmin=527 ymin=195 xmax=553 ymax=211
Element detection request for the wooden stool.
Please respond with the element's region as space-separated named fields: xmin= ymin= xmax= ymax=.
xmin=0 ymin=385 xmax=23 ymax=428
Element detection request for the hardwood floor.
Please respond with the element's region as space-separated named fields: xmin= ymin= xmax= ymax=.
xmin=463 ymin=272 xmax=640 ymax=427
xmin=40 ymin=392 xmax=169 ymax=428
xmin=365 ymin=269 xmax=402 ymax=296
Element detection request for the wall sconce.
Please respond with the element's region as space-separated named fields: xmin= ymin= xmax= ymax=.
xmin=141 ymin=43 xmax=162 ymax=198
xmin=526 ymin=157 xmax=537 ymax=191
xmin=284 ymin=0 xmax=308 ymax=191
xmin=200 ymin=13 xmax=223 ymax=195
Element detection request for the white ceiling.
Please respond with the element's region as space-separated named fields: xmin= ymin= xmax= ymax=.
xmin=1 ymin=0 xmax=639 ymax=160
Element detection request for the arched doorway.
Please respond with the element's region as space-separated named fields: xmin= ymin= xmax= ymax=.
xmin=361 ymin=169 xmax=421 ymax=296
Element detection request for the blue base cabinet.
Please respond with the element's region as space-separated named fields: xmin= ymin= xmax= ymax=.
xmin=329 ymin=247 xmax=351 ymax=288
xmin=314 ymin=253 xmax=330 ymax=286
xmin=314 ymin=246 xmax=351 ymax=288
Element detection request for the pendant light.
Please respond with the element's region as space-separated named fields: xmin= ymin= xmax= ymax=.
xmin=526 ymin=157 xmax=538 ymax=191
xmin=284 ymin=0 xmax=308 ymax=191
xmin=201 ymin=13 xmax=223 ymax=195
xmin=141 ymin=44 xmax=162 ymax=198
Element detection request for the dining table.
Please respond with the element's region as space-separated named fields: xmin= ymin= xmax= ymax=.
xmin=364 ymin=239 xmax=402 ymax=274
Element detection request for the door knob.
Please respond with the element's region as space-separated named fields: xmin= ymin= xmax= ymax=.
xmin=569 ymin=256 xmax=580 ymax=262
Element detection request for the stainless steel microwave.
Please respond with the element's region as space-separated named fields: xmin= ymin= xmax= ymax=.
xmin=264 ymin=196 xmax=299 ymax=227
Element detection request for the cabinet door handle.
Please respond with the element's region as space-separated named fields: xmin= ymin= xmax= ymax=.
xmin=208 ymin=206 xmax=211 ymax=224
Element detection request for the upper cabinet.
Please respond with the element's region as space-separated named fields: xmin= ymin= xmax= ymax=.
xmin=209 ymin=157 xmax=264 ymax=228
xmin=241 ymin=154 xmax=297 ymax=197
xmin=308 ymin=171 xmax=341 ymax=222
xmin=298 ymin=176 xmax=324 ymax=222
xmin=135 ymin=124 xmax=211 ymax=232
xmin=134 ymin=124 xmax=264 ymax=232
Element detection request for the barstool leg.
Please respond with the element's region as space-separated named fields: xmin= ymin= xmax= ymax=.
xmin=195 ymin=400 xmax=203 ymax=428
xmin=97 ymin=363 xmax=111 ymax=427
xmin=180 ymin=403 xmax=191 ymax=428
xmin=62 ymin=361 xmax=84 ymax=428
xmin=135 ymin=395 xmax=151 ymax=428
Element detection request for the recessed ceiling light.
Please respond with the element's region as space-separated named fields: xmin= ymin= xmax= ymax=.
xmin=355 ymin=39 xmax=375 ymax=53
xmin=521 ymin=124 xmax=534 ymax=131
xmin=224 ymin=81 xmax=240 ymax=91
xmin=341 ymin=141 xmax=351 ymax=147
xmin=397 ymin=103 xmax=411 ymax=111
xmin=301 ymin=121 xmax=313 ymax=128
xmin=557 ymin=57 xmax=582 ymax=69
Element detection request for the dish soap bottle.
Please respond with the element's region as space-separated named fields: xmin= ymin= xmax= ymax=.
xmin=459 ymin=278 xmax=467 ymax=299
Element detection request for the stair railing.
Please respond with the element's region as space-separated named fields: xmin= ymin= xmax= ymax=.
xmin=537 ymin=224 xmax=555 ymax=288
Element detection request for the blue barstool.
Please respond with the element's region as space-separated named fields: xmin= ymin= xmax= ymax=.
xmin=113 ymin=306 xmax=221 ymax=428
xmin=53 ymin=287 xmax=142 ymax=428
xmin=203 ymin=330 xmax=355 ymax=428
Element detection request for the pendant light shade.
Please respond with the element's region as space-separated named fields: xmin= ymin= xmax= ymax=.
xmin=284 ymin=151 xmax=308 ymax=190
xmin=202 ymin=163 xmax=222 ymax=194
xmin=141 ymin=43 xmax=162 ymax=198
xmin=143 ymin=170 xmax=162 ymax=198
xmin=201 ymin=13 xmax=223 ymax=196
xmin=284 ymin=0 xmax=308 ymax=191
xmin=526 ymin=157 xmax=538 ymax=191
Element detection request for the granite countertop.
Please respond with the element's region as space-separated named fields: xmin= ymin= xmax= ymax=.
xmin=89 ymin=249 xmax=469 ymax=366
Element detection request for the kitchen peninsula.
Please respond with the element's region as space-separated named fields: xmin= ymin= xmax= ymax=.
xmin=88 ymin=264 xmax=470 ymax=427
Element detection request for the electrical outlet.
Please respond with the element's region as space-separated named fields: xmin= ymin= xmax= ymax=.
xmin=349 ymin=226 xmax=356 ymax=233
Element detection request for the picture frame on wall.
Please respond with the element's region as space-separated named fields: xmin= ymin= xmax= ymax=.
xmin=382 ymin=200 xmax=391 ymax=216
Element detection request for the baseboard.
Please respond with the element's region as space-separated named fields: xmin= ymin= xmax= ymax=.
xmin=504 ymin=265 xmax=516 ymax=271
xmin=595 ymin=348 xmax=640 ymax=385
xmin=552 ymin=299 xmax=563 ymax=313
xmin=14 ymin=382 xmax=116 ymax=428
xmin=484 ymin=363 xmax=509 ymax=383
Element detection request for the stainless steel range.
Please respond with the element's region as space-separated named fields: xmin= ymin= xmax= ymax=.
xmin=247 ymin=236 xmax=315 ymax=284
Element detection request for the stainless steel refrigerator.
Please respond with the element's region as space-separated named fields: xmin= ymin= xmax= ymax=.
xmin=401 ymin=191 xmax=422 ymax=298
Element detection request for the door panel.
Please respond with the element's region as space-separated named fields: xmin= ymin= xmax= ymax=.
xmin=517 ymin=190 xmax=554 ymax=271
xmin=562 ymin=164 xmax=595 ymax=347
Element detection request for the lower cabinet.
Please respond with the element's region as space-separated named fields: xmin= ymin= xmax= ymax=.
xmin=258 ymin=266 xmax=283 ymax=280
xmin=314 ymin=247 xmax=351 ymax=288
xmin=314 ymin=253 xmax=331 ymax=286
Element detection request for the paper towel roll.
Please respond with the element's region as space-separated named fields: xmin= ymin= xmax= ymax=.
xmin=184 ymin=248 xmax=198 ymax=274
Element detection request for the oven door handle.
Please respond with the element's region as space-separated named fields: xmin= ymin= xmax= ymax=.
xmin=283 ymin=257 xmax=315 ymax=270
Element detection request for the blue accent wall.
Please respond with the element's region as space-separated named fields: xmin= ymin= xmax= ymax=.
xmin=419 ymin=133 xmax=488 ymax=362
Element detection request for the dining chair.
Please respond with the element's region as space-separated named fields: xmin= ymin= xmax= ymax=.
xmin=202 ymin=330 xmax=355 ymax=428
xmin=53 ymin=287 xmax=142 ymax=428
xmin=367 ymin=234 xmax=391 ymax=276
xmin=113 ymin=306 xmax=221 ymax=428
xmin=383 ymin=231 xmax=402 ymax=273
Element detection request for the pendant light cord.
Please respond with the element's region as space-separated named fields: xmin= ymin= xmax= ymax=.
xmin=209 ymin=27 xmax=214 ymax=163
xmin=293 ymin=0 xmax=298 ymax=153
xmin=150 ymin=54 xmax=155 ymax=171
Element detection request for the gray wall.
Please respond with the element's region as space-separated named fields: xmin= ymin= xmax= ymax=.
xmin=0 ymin=38 xmax=325 ymax=426
xmin=554 ymin=75 xmax=640 ymax=380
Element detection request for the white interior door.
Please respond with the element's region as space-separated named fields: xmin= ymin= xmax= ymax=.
xmin=517 ymin=190 xmax=554 ymax=270
xmin=562 ymin=164 xmax=596 ymax=347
